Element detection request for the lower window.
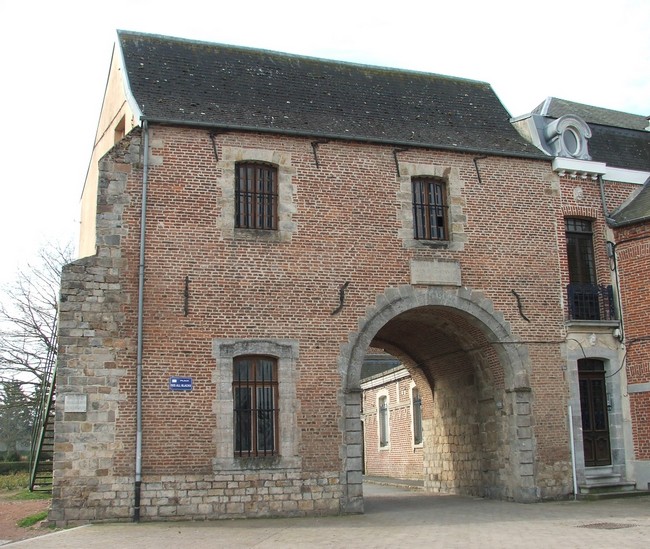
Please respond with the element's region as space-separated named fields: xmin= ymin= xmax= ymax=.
xmin=233 ymin=356 xmax=279 ymax=457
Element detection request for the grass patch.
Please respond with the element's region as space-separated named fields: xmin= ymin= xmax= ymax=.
xmin=10 ymin=488 xmax=52 ymax=501
xmin=17 ymin=510 xmax=49 ymax=528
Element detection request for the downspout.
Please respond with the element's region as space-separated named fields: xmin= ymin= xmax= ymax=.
xmin=599 ymin=174 xmax=628 ymax=343
xmin=134 ymin=119 xmax=150 ymax=522
xmin=598 ymin=174 xmax=609 ymax=218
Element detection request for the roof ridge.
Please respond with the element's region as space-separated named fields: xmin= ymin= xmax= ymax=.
xmin=116 ymin=29 xmax=491 ymax=87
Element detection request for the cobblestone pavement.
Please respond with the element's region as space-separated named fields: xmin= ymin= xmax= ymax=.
xmin=7 ymin=483 xmax=650 ymax=548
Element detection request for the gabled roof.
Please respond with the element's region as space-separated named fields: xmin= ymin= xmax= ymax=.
xmin=117 ymin=30 xmax=544 ymax=158
xmin=532 ymin=97 xmax=650 ymax=171
xmin=609 ymin=177 xmax=650 ymax=227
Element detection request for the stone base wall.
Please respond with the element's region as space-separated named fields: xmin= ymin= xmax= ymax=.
xmin=50 ymin=471 xmax=342 ymax=526
xmin=534 ymin=461 xmax=573 ymax=500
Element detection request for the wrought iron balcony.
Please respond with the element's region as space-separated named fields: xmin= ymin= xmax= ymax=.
xmin=567 ymin=283 xmax=617 ymax=321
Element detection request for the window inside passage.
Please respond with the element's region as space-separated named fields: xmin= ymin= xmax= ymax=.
xmin=378 ymin=396 xmax=389 ymax=447
xmin=412 ymin=388 xmax=423 ymax=445
xmin=233 ymin=356 xmax=279 ymax=457
xmin=412 ymin=177 xmax=448 ymax=240
xmin=235 ymin=163 xmax=278 ymax=230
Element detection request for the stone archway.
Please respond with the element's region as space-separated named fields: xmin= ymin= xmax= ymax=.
xmin=338 ymin=285 xmax=537 ymax=513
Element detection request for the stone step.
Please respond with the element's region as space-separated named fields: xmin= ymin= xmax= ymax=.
xmin=578 ymin=481 xmax=636 ymax=495
xmin=583 ymin=473 xmax=623 ymax=485
xmin=577 ymin=488 xmax=650 ymax=501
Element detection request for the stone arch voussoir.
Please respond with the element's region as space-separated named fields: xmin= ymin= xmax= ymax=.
xmin=343 ymin=285 xmax=530 ymax=392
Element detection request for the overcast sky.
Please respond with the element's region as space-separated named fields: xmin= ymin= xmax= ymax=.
xmin=0 ymin=0 xmax=648 ymax=284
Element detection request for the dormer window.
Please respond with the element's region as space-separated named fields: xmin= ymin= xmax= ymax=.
xmin=544 ymin=115 xmax=592 ymax=160
xmin=562 ymin=127 xmax=580 ymax=156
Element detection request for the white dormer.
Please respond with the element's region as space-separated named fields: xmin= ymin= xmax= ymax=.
xmin=543 ymin=115 xmax=592 ymax=160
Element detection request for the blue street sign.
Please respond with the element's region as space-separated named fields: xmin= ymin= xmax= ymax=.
xmin=169 ymin=377 xmax=193 ymax=391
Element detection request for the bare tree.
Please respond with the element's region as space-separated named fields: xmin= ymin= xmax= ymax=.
xmin=0 ymin=242 xmax=74 ymax=399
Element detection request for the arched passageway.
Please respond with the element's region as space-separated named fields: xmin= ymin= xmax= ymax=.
xmin=339 ymin=286 xmax=536 ymax=513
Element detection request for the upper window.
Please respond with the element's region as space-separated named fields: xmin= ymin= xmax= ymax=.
xmin=235 ymin=163 xmax=278 ymax=230
xmin=233 ymin=355 xmax=278 ymax=457
xmin=412 ymin=177 xmax=447 ymax=240
xmin=565 ymin=218 xmax=615 ymax=321
xmin=565 ymin=218 xmax=595 ymax=285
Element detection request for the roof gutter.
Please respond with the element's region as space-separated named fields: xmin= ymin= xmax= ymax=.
xmin=607 ymin=213 xmax=650 ymax=228
xmin=140 ymin=116 xmax=547 ymax=162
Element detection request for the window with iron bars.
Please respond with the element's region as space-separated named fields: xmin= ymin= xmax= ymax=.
xmin=235 ymin=162 xmax=278 ymax=230
xmin=233 ymin=356 xmax=279 ymax=457
xmin=412 ymin=177 xmax=448 ymax=240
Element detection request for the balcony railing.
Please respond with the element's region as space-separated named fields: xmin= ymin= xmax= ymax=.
xmin=567 ymin=283 xmax=617 ymax=321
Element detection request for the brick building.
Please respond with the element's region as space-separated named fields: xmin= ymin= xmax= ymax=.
xmin=50 ymin=31 xmax=647 ymax=525
xmin=609 ymin=180 xmax=650 ymax=485
xmin=360 ymin=354 xmax=424 ymax=481
xmin=361 ymin=100 xmax=650 ymax=497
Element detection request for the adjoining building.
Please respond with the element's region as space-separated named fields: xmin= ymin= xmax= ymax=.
xmin=360 ymin=353 xmax=423 ymax=481
xmin=48 ymin=31 xmax=648 ymax=526
xmin=513 ymin=98 xmax=650 ymax=495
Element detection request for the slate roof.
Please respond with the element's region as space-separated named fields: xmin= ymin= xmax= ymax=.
xmin=609 ymin=177 xmax=650 ymax=227
xmin=360 ymin=354 xmax=403 ymax=382
xmin=118 ymin=31 xmax=544 ymax=158
xmin=533 ymin=97 xmax=648 ymax=131
xmin=532 ymin=97 xmax=650 ymax=171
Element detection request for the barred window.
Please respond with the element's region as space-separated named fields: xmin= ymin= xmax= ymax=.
xmin=412 ymin=177 xmax=448 ymax=240
xmin=235 ymin=163 xmax=278 ymax=230
xmin=233 ymin=356 xmax=278 ymax=457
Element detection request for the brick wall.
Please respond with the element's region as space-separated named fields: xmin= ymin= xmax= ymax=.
xmin=362 ymin=372 xmax=423 ymax=481
xmin=54 ymin=123 xmax=584 ymax=523
xmin=614 ymin=222 xmax=650 ymax=460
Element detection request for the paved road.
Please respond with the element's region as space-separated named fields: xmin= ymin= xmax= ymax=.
xmin=7 ymin=483 xmax=650 ymax=548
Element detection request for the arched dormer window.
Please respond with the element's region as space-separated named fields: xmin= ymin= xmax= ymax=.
xmin=544 ymin=115 xmax=592 ymax=160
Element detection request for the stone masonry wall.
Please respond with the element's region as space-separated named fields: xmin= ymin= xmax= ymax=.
xmin=51 ymin=136 xmax=137 ymax=525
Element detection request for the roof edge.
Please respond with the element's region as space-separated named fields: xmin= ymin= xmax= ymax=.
xmin=141 ymin=115 xmax=549 ymax=161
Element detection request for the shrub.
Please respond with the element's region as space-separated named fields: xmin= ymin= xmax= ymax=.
xmin=3 ymin=450 xmax=22 ymax=462
xmin=0 ymin=462 xmax=30 ymax=476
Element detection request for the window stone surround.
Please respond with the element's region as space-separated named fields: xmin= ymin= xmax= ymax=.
xmin=212 ymin=339 xmax=301 ymax=471
xmin=216 ymin=147 xmax=297 ymax=242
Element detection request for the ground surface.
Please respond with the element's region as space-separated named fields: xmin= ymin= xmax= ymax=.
xmin=0 ymin=491 xmax=51 ymax=545
xmin=5 ymin=484 xmax=650 ymax=548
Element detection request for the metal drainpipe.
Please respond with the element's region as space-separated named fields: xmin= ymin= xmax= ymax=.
xmin=134 ymin=119 xmax=150 ymax=522
xmin=598 ymin=174 xmax=609 ymax=218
